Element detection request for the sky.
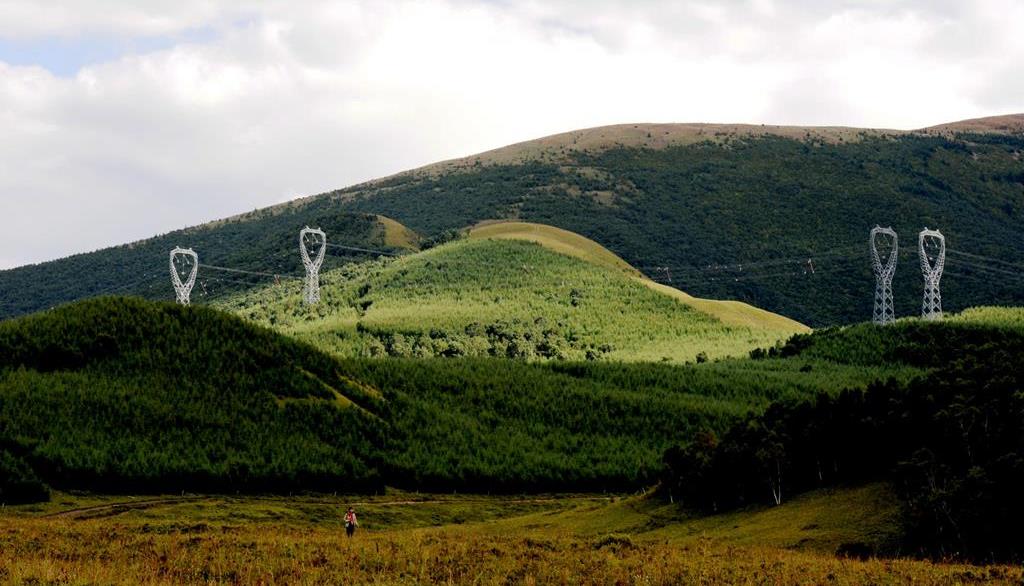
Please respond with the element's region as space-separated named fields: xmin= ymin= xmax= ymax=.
xmin=1 ymin=0 xmax=1022 ymax=269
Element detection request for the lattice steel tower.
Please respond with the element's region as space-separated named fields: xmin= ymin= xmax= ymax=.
xmin=169 ymin=247 xmax=198 ymax=305
xmin=919 ymin=228 xmax=945 ymax=320
xmin=870 ymin=226 xmax=898 ymax=325
xmin=300 ymin=227 xmax=326 ymax=305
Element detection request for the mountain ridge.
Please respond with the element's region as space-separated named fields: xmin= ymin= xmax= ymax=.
xmin=342 ymin=113 xmax=1024 ymax=185
xmin=3 ymin=113 xmax=1023 ymax=325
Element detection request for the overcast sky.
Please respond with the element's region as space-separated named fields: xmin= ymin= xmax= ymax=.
xmin=1 ymin=0 xmax=1022 ymax=269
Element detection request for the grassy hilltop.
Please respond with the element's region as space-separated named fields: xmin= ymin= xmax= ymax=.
xmin=220 ymin=222 xmax=807 ymax=363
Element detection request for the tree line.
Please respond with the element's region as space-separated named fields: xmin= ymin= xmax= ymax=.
xmin=662 ymin=316 xmax=1024 ymax=562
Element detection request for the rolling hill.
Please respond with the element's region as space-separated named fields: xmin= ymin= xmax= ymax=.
xmin=218 ymin=221 xmax=807 ymax=363
xmin=0 ymin=296 xmax=386 ymax=499
xmin=331 ymin=114 xmax=1024 ymax=326
xmin=3 ymin=114 xmax=1022 ymax=326
xmin=0 ymin=294 xmax=905 ymax=501
xmin=4 ymin=294 xmax=1022 ymax=561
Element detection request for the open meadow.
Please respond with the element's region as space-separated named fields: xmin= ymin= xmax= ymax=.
xmin=2 ymin=488 xmax=1021 ymax=585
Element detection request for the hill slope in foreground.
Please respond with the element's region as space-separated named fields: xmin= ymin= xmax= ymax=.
xmin=0 ymin=293 xmax=905 ymax=501
xmin=0 ymin=296 xmax=387 ymax=497
xmin=5 ymin=296 xmax=1024 ymax=569
xmin=219 ymin=221 xmax=807 ymax=363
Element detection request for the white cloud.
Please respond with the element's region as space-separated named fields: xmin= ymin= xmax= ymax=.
xmin=0 ymin=1 xmax=234 ymax=38
xmin=0 ymin=0 xmax=1021 ymax=268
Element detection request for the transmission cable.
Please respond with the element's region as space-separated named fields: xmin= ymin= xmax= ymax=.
xmin=198 ymin=263 xmax=302 ymax=280
xmin=324 ymin=243 xmax=401 ymax=257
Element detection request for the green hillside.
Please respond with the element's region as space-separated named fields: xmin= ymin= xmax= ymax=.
xmin=5 ymin=295 xmax=1022 ymax=560
xmin=4 ymin=116 xmax=1021 ymax=327
xmin=6 ymin=294 xmax=1023 ymax=563
xmin=331 ymin=118 xmax=1024 ymax=326
xmin=218 ymin=222 xmax=807 ymax=363
xmin=0 ymin=296 xmax=897 ymax=502
xmin=0 ymin=296 xmax=386 ymax=499
xmin=466 ymin=222 xmax=811 ymax=332
xmin=0 ymin=210 xmax=418 ymax=319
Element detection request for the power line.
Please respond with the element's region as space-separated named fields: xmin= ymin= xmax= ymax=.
xmin=650 ymin=263 xmax=864 ymax=285
xmin=636 ymin=246 xmax=864 ymax=275
xmin=324 ymin=243 xmax=401 ymax=257
xmin=90 ymin=272 xmax=166 ymax=297
xmin=198 ymin=263 xmax=302 ymax=281
xmin=946 ymin=257 xmax=1024 ymax=280
xmin=943 ymin=269 xmax=1020 ymax=285
xmin=948 ymin=248 xmax=1024 ymax=272
xmin=646 ymin=254 xmax=865 ymax=282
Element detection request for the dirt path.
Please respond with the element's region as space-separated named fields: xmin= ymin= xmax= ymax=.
xmin=41 ymin=494 xmax=613 ymax=520
xmin=43 ymin=496 xmax=210 ymax=519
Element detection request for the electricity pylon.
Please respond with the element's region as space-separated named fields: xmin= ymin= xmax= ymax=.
xmin=870 ymin=226 xmax=898 ymax=325
xmin=169 ymin=247 xmax=198 ymax=305
xmin=919 ymin=228 xmax=945 ymax=320
xmin=300 ymin=227 xmax=326 ymax=305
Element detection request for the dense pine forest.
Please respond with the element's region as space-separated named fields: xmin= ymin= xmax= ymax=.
xmin=0 ymin=296 xmax=906 ymax=503
xmin=0 ymin=297 xmax=386 ymax=501
xmin=661 ymin=308 xmax=1024 ymax=561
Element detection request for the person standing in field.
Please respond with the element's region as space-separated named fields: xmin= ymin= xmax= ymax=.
xmin=344 ymin=507 xmax=359 ymax=538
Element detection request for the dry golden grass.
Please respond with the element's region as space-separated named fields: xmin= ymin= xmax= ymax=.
xmin=920 ymin=113 xmax=1024 ymax=135
xmin=639 ymin=279 xmax=809 ymax=333
xmin=1 ymin=513 xmax=1018 ymax=585
xmin=468 ymin=221 xmax=641 ymax=277
xmin=409 ymin=123 xmax=899 ymax=175
xmin=2 ymin=489 xmax=1021 ymax=585
xmin=407 ymin=114 xmax=1021 ymax=175
xmin=377 ymin=215 xmax=421 ymax=250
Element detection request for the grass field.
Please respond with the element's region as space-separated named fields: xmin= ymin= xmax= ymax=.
xmin=2 ymin=487 xmax=1019 ymax=585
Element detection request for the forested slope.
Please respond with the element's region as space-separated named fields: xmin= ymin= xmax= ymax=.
xmin=0 ymin=296 xmax=897 ymax=503
xmin=0 ymin=210 xmax=418 ymax=319
xmin=0 ymin=297 xmax=386 ymax=501
xmin=663 ymin=307 xmax=1024 ymax=561
xmin=335 ymin=128 xmax=1024 ymax=326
